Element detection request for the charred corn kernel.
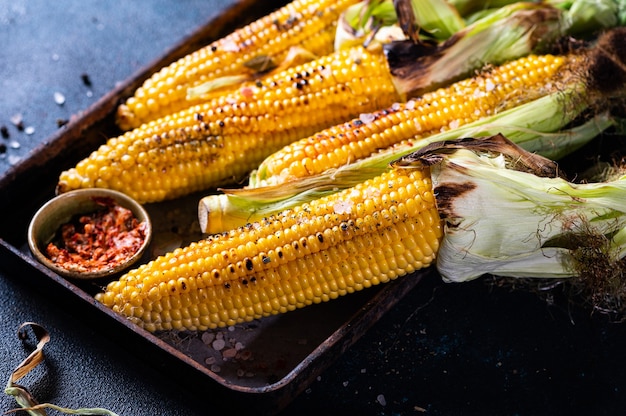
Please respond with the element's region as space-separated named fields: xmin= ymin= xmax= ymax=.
xmin=116 ymin=0 xmax=360 ymax=130
xmin=57 ymin=46 xmax=401 ymax=203
xmin=252 ymin=54 xmax=572 ymax=187
xmin=95 ymin=165 xmax=442 ymax=331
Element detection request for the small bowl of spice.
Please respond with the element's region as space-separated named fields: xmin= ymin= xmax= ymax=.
xmin=28 ymin=188 xmax=152 ymax=279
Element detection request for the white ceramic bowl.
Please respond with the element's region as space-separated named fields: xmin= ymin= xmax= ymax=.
xmin=28 ymin=188 xmax=152 ymax=279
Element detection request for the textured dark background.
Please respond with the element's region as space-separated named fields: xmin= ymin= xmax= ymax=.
xmin=1 ymin=1 xmax=625 ymax=415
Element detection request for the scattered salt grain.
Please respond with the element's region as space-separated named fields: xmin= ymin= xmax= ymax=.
xmin=8 ymin=154 xmax=21 ymax=165
xmin=10 ymin=114 xmax=23 ymax=130
xmin=212 ymin=338 xmax=226 ymax=351
xmin=359 ymin=112 xmax=375 ymax=124
xmin=377 ymin=394 xmax=387 ymax=406
xmin=54 ymin=92 xmax=66 ymax=105
xmin=24 ymin=126 xmax=35 ymax=135
xmin=201 ymin=332 xmax=215 ymax=345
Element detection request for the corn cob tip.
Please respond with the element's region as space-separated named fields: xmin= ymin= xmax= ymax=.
xmin=115 ymin=103 xmax=138 ymax=132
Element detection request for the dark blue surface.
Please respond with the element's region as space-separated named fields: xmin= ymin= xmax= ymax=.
xmin=1 ymin=1 xmax=626 ymax=415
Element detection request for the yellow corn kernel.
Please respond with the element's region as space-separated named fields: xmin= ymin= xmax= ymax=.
xmin=95 ymin=165 xmax=443 ymax=331
xmin=252 ymin=54 xmax=572 ymax=187
xmin=116 ymin=0 xmax=360 ymax=130
xmin=57 ymin=46 xmax=401 ymax=204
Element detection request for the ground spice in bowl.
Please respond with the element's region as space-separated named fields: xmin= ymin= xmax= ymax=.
xmin=46 ymin=196 xmax=148 ymax=274
xmin=28 ymin=188 xmax=152 ymax=279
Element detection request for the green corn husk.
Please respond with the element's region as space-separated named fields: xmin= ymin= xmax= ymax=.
xmin=384 ymin=0 xmax=622 ymax=98
xmin=396 ymin=134 xmax=626 ymax=282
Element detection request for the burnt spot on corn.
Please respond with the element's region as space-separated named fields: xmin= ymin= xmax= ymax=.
xmin=434 ymin=182 xmax=476 ymax=223
xmin=245 ymin=258 xmax=254 ymax=270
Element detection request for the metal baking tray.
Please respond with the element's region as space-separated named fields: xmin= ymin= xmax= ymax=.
xmin=0 ymin=0 xmax=432 ymax=413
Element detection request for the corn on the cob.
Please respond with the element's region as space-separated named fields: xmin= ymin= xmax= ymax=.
xmin=116 ymin=0 xmax=360 ymax=130
xmin=57 ymin=45 xmax=401 ymax=204
xmin=250 ymin=53 xmax=572 ymax=187
xmin=95 ymin=165 xmax=442 ymax=331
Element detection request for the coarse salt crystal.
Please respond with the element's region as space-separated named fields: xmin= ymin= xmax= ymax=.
xmin=212 ymin=338 xmax=226 ymax=351
xmin=359 ymin=113 xmax=375 ymax=124
xmin=54 ymin=92 xmax=66 ymax=105
xmin=10 ymin=114 xmax=22 ymax=127
xmin=201 ymin=332 xmax=215 ymax=345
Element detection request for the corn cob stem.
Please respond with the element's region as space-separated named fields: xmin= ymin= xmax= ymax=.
xmin=116 ymin=0 xmax=361 ymax=130
xmin=57 ymin=45 xmax=401 ymax=204
xmin=95 ymin=165 xmax=442 ymax=331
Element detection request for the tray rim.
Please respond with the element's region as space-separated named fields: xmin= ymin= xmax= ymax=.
xmin=0 ymin=0 xmax=431 ymax=411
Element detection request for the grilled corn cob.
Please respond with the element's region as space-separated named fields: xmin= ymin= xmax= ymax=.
xmin=116 ymin=0 xmax=360 ymax=130
xmin=250 ymin=53 xmax=572 ymax=187
xmin=57 ymin=45 xmax=401 ymax=204
xmin=95 ymin=165 xmax=442 ymax=331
